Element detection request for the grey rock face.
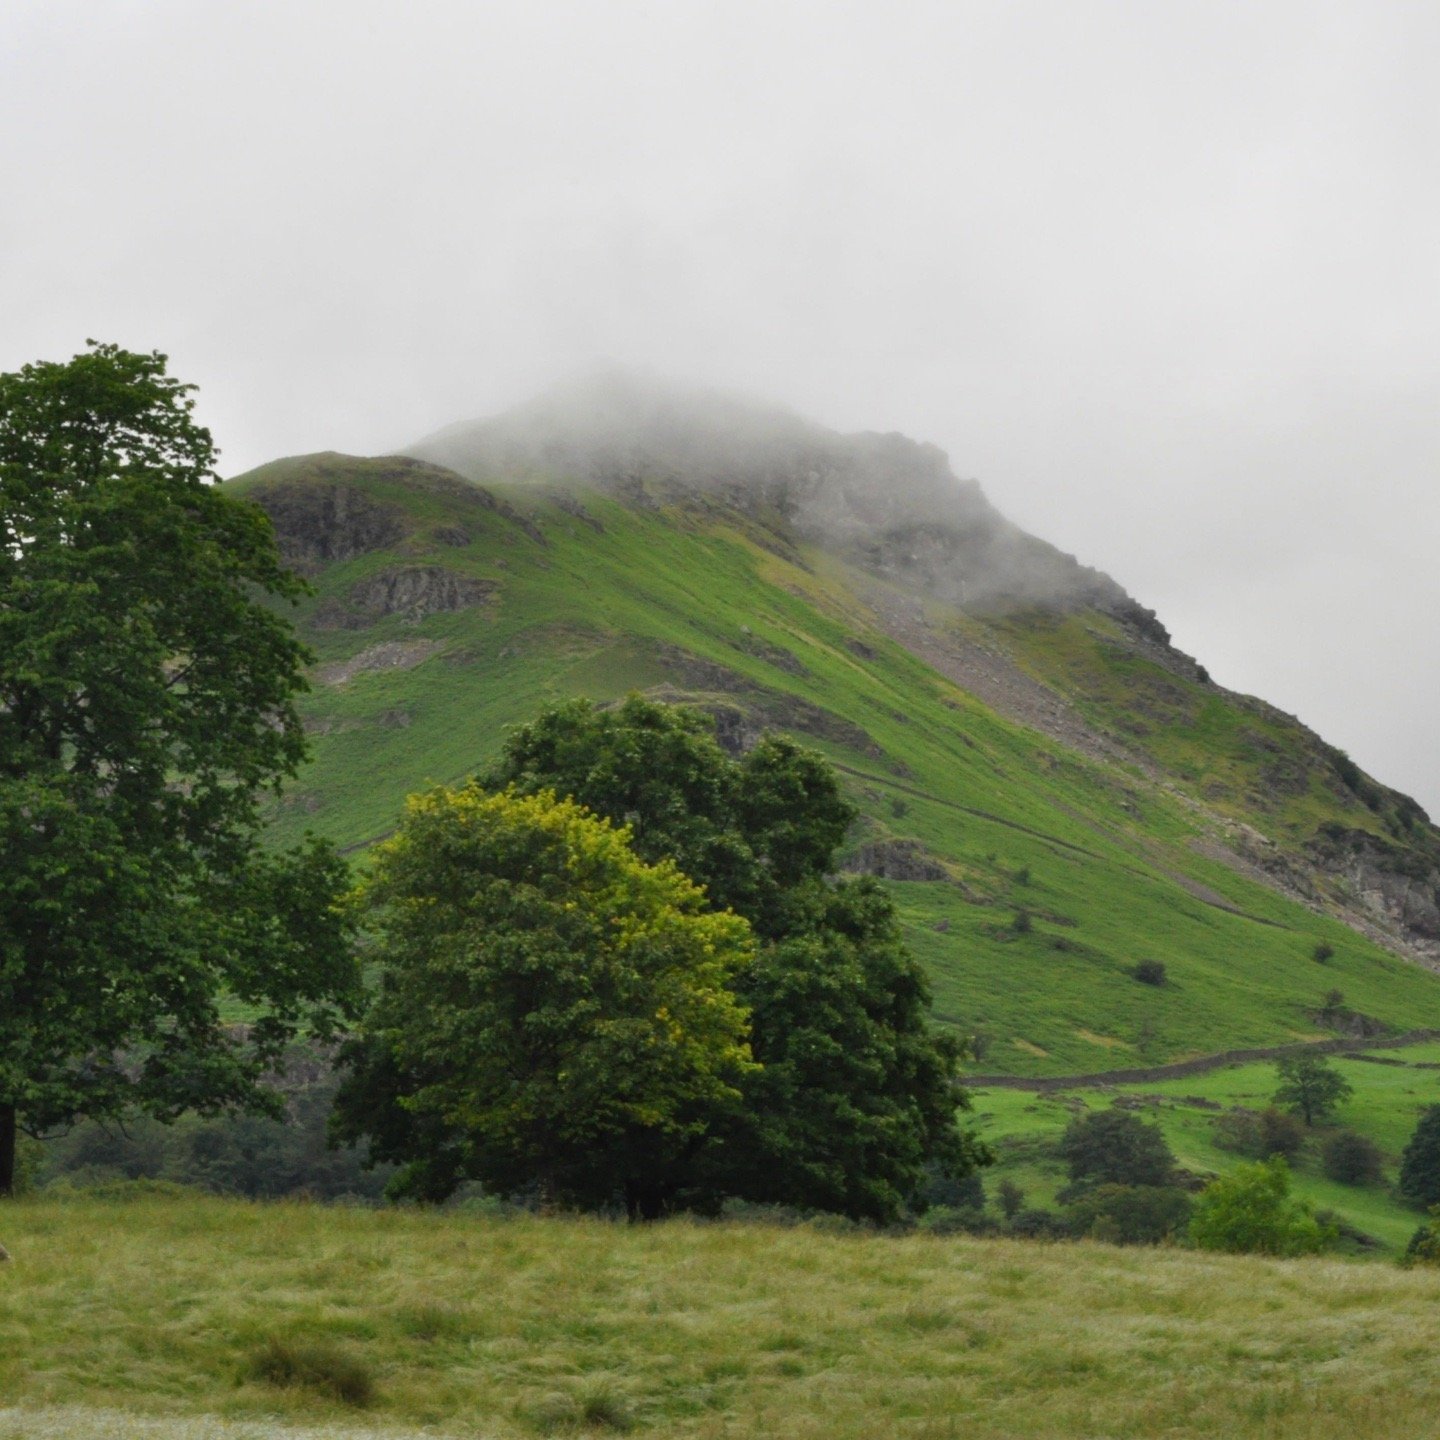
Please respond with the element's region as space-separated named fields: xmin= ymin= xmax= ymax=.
xmin=843 ymin=839 xmax=949 ymax=882
xmin=316 ymin=567 xmax=496 ymax=629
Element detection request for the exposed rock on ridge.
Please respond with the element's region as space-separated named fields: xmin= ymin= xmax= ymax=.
xmin=406 ymin=369 xmax=1160 ymax=634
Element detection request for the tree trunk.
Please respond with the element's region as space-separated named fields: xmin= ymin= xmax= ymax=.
xmin=0 ymin=1104 xmax=16 ymax=1199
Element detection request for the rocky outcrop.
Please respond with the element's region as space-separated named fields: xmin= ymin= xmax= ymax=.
xmin=256 ymin=481 xmax=406 ymax=576
xmin=315 ymin=567 xmax=496 ymax=629
xmin=843 ymin=839 xmax=948 ymax=881
xmin=1310 ymin=827 xmax=1440 ymax=944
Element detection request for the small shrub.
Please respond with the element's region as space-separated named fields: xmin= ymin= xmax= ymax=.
xmin=245 ymin=1337 xmax=376 ymax=1407
xmin=1321 ymin=1130 xmax=1384 ymax=1186
xmin=1066 ymin=1184 xmax=1193 ymax=1245
xmin=1011 ymin=909 xmax=1032 ymax=935
xmin=1007 ymin=1208 xmax=1071 ymax=1240
xmin=1133 ymin=960 xmax=1166 ymax=987
xmin=1401 ymin=1206 xmax=1440 ymax=1268
xmin=1013 ymin=866 xmax=1031 ymax=886
xmin=1313 ymin=942 xmax=1335 ymax=963
xmin=996 ymin=1177 xmax=1025 ymax=1221
xmin=889 ymin=797 xmax=909 ymax=819
xmin=1212 ymin=1106 xmax=1305 ymax=1161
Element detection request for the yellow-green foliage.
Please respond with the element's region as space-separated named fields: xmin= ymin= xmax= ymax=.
xmin=351 ymin=785 xmax=755 ymax=1204
xmin=3 ymin=1193 xmax=1440 ymax=1438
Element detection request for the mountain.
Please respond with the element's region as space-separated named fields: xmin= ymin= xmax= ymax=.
xmin=228 ymin=372 xmax=1440 ymax=1076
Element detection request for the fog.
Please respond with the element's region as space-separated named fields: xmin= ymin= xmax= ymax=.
xmin=3 ymin=1 xmax=1436 ymax=812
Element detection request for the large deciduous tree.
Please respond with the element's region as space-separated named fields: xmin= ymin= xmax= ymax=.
xmin=481 ymin=695 xmax=989 ymax=1221
xmin=0 ymin=342 xmax=359 ymax=1195
xmin=332 ymin=785 xmax=756 ymax=1218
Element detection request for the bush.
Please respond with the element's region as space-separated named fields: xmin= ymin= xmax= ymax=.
xmin=1313 ymin=942 xmax=1335 ymax=963
xmin=1012 ymin=909 xmax=1032 ymax=935
xmin=1007 ymin=1208 xmax=1071 ymax=1240
xmin=1321 ymin=1130 xmax=1384 ymax=1186
xmin=245 ymin=1338 xmax=376 ymax=1407
xmin=1401 ymin=1207 xmax=1440 ymax=1268
xmin=1058 ymin=1106 xmax=1177 ymax=1192
xmin=1189 ymin=1159 xmax=1338 ymax=1257
xmin=1212 ymin=1106 xmax=1305 ymax=1161
xmin=1066 ymin=1184 xmax=1192 ymax=1245
xmin=996 ymin=1177 xmax=1025 ymax=1221
xmin=1133 ymin=960 xmax=1166 ymax=987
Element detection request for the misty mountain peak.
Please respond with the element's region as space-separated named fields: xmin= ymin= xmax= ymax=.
xmin=407 ymin=366 xmax=986 ymax=532
xmin=405 ymin=370 xmax=1164 ymax=637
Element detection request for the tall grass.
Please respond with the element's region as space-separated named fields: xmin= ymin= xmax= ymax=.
xmin=2 ymin=1191 xmax=1439 ymax=1438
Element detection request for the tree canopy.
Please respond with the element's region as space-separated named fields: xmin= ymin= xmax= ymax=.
xmin=1189 ymin=1158 xmax=1338 ymax=1257
xmin=333 ymin=785 xmax=756 ymax=1217
xmin=1057 ymin=1106 xmax=1177 ymax=1194
xmin=0 ymin=343 xmax=359 ymax=1195
xmin=341 ymin=695 xmax=987 ymax=1220
xmin=1272 ymin=1053 xmax=1353 ymax=1127
xmin=1398 ymin=1105 xmax=1440 ymax=1209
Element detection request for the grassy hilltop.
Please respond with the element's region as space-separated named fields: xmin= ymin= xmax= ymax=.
xmin=2 ymin=1192 xmax=1439 ymax=1439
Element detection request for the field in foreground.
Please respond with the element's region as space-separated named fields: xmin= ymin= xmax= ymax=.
xmin=2 ymin=1195 xmax=1439 ymax=1439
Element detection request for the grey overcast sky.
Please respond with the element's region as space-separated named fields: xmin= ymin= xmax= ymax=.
xmin=4 ymin=1 xmax=1437 ymax=813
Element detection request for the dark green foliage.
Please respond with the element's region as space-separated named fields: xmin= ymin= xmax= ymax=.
xmin=1401 ymin=1207 xmax=1440 ymax=1268
xmin=1273 ymin=1053 xmax=1353 ymax=1126
xmin=333 ymin=786 xmax=754 ymax=1219
xmin=1133 ymin=960 xmax=1166 ymax=987
xmin=996 ymin=1177 xmax=1025 ymax=1221
xmin=1398 ymin=1105 xmax=1440 ymax=1209
xmin=485 ymin=695 xmax=853 ymax=941
xmin=1320 ymin=988 xmax=1347 ymax=1023
xmin=1212 ymin=1106 xmax=1306 ymax=1161
xmin=1058 ymin=1106 xmax=1177 ymax=1193
xmin=1065 ymin=1184 xmax=1193 ymax=1245
xmin=1320 ymin=1130 xmax=1384 ymax=1186
xmin=1313 ymin=942 xmax=1335 ymax=963
xmin=1190 ymin=1158 xmax=1338 ymax=1256
xmin=1011 ymin=909 xmax=1033 ymax=935
xmin=32 ymin=1050 xmax=389 ymax=1201
xmin=0 ymin=344 xmax=360 ymax=1195
xmin=245 ymin=1337 xmax=375 ymax=1407
xmin=423 ymin=695 xmax=989 ymax=1222
xmin=1007 ymin=1208 xmax=1071 ymax=1240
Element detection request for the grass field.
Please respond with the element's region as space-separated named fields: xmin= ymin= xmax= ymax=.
xmin=3 ymin=1192 xmax=1440 ymax=1439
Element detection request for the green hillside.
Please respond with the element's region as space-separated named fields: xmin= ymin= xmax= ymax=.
xmin=227 ymin=442 xmax=1440 ymax=1079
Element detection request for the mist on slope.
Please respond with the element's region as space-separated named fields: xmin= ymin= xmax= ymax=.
xmin=406 ymin=368 xmax=1154 ymax=623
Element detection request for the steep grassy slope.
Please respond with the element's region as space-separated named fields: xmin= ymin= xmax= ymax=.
xmin=3 ymin=1193 xmax=1439 ymax=1439
xmin=227 ymin=453 xmax=1440 ymax=1077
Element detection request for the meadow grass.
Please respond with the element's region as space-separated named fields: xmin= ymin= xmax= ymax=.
xmin=2 ymin=1192 xmax=1439 ymax=1439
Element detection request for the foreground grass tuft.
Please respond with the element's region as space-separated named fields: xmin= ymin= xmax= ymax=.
xmin=243 ymin=1336 xmax=376 ymax=1408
